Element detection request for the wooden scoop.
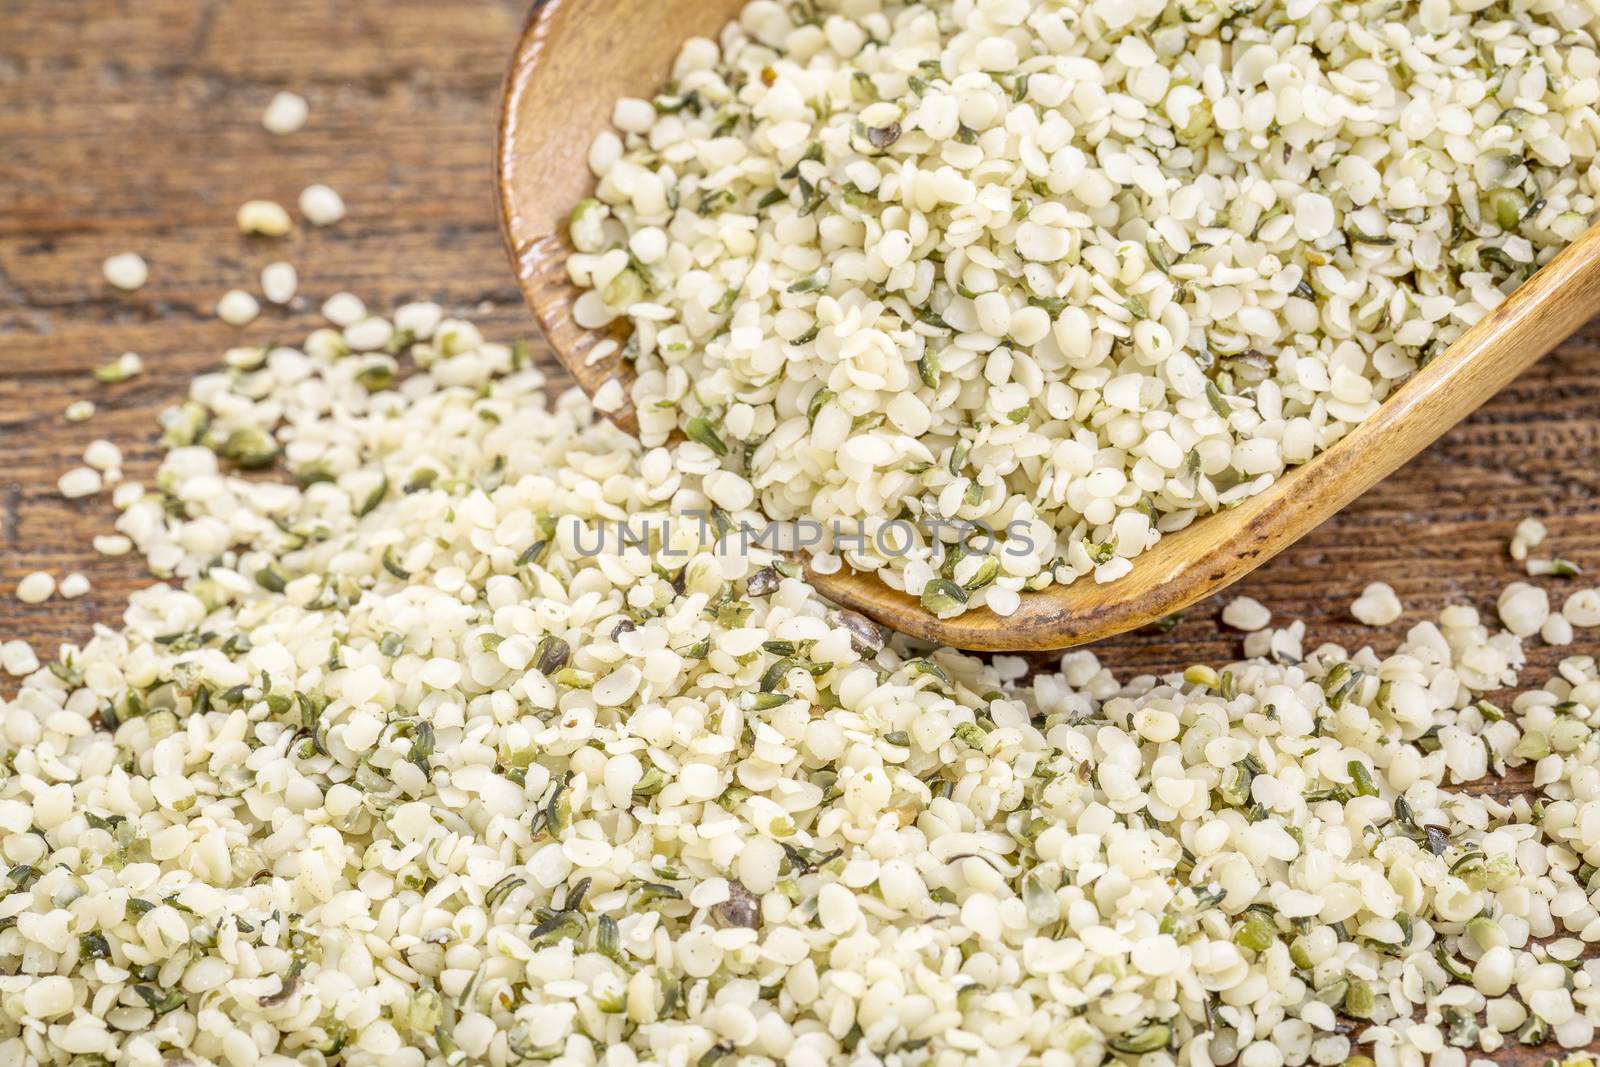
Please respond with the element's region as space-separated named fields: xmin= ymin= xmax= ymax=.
xmin=497 ymin=0 xmax=1600 ymax=651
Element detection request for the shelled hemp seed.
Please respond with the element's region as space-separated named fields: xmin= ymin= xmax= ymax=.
xmin=1351 ymin=581 xmax=1404 ymax=627
xmin=567 ymin=0 xmax=1600 ymax=617
xmin=5 ymin=295 xmax=1600 ymax=1064
xmin=101 ymin=252 xmax=148 ymax=292
xmin=299 ymin=183 xmax=346 ymax=227
xmin=261 ymin=90 xmax=308 ymax=135
xmin=261 ymin=261 xmax=298 ymax=305
xmin=1511 ymin=519 xmax=1550 ymax=562
xmin=1220 ymin=596 xmax=1270 ymax=632
xmin=237 ymin=199 xmax=293 ymax=237
xmin=13 ymin=571 xmax=53 ymax=604
xmin=92 ymin=351 xmax=142 ymax=384
xmin=216 ymin=289 xmax=262 ymax=327
xmin=0 ymin=640 xmax=39 ymax=677
xmin=56 ymin=466 xmax=102 ymax=500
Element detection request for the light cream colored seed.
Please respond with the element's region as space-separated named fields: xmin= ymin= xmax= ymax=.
xmin=94 ymin=352 xmax=143 ymax=383
xmin=1526 ymin=558 xmax=1581 ymax=578
xmin=261 ymin=90 xmax=308 ymax=134
xmin=261 ymin=261 xmax=298 ymax=305
xmin=1474 ymin=946 xmax=1515 ymax=996
xmin=1497 ymin=581 xmax=1549 ymax=637
xmin=57 ymin=466 xmax=102 ymax=499
xmin=237 ymin=199 xmax=293 ymax=237
xmin=299 ymin=184 xmax=346 ymax=226
xmin=435 ymin=319 xmax=482 ymax=356
xmin=21 ymin=975 xmax=73 ymax=1019
xmin=83 ymin=439 xmax=121 ymax=471
xmin=394 ymin=301 xmax=442 ymax=340
xmin=1351 ymin=582 xmax=1402 ymax=626
xmin=216 ymin=289 xmax=261 ymax=326
xmin=64 ymin=400 xmax=96 ymax=423
xmin=592 ymin=378 xmax=625 ymax=413
xmin=343 ymin=317 xmax=394 ymax=351
xmin=58 ymin=572 xmax=90 ymax=599
xmin=1509 ymin=517 xmax=1547 ymax=561
xmin=102 ymin=252 xmax=149 ymax=291
xmin=1221 ymin=596 xmax=1271 ymax=632
xmin=1541 ymin=613 xmax=1574 ymax=646
xmin=16 ymin=571 xmax=54 ymax=604
xmin=0 ymin=639 xmax=39 ymax=676
xmin=321 ymin=292 xmax=366 ymax=329
xmin=92 ymin=534 xmax=133 ymax=556
xmin=1563 ymin=589 xmax=1600 ymax=627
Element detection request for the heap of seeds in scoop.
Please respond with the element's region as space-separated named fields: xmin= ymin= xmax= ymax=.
xmin=566 ymin=0 xmax=1600 ymax=616
xmin=4 ymin=303 xmax=1600 ymax=1064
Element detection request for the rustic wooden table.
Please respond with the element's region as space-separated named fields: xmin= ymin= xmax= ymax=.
xmin=1 ymin=1 xmax=1599 ymax=1056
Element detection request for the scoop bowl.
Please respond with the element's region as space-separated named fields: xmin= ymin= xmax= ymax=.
xmin=497 ymin=0 xmax=1600 ymax=651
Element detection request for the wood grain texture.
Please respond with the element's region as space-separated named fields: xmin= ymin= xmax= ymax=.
xmin=2 ymin=3 xmax=1600 ymax=1059
xmin=499 ymin=0 xmax=1600 ymax=652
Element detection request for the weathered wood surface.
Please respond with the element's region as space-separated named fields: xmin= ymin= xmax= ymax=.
xmin=1 ymin=1 xmax=1599 ymax=1056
